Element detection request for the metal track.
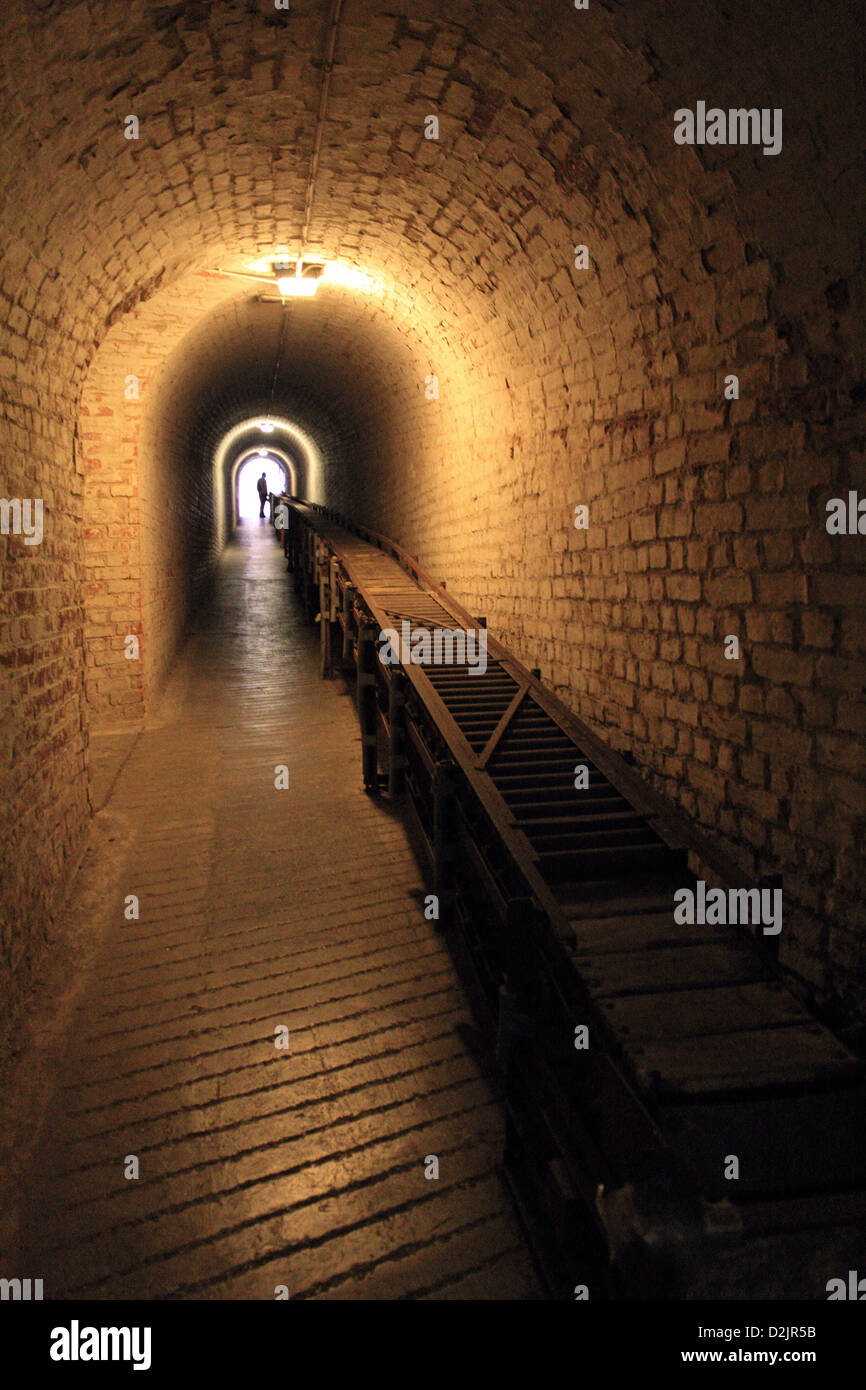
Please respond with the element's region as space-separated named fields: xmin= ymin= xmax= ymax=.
xmin=275 ymin=495 xmax=866 ymax=1299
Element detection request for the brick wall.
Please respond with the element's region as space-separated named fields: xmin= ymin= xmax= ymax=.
xmin=0 ymin=367 xmax=90 ymax=1031
xmin=0 ymin=0 xmax=864 ymax=1032
xmin=80 ymin=337 xmax=147 ymax=726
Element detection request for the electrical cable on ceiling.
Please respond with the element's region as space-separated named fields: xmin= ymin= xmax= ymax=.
xmin=267 ymin=304 xmax=290 ymax=418
xmin=264 ymin=0 xmax=344 ymax=425
xmin=298 ymin=0 xmax=345 ymax=268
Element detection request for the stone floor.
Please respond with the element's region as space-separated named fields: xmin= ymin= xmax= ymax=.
xmin=6 ymin=520 xmax=541 ymax=1300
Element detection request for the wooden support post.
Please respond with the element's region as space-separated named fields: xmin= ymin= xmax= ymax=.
xmin=357 ymin=621 xmax=379 ymax=793
xmin=432 ymin=761 xmax=456 ymax=925
xmin=304 ymin=531 xmax=317 ymax=621
xmin=298 ymin=524 xmax=307 ymax=595
xmin=496 ymin=982 xmax=534 ymax=1074
xmin=291 ymin=514 xmax=298 ymax=580
xmin=388 ymin=670 xmax=408 ymax=797
xmin=297 ymin=514 xmax=306 ymax=576
xmin=321 ymin=555 xmax=340 ymax=679
xmin=286 ymin=507 xmax=297 ymax=572
xmin=342 ymin=582 xmax=355 ymax=663
xmin=328 ymin=557 xmax=340 ymax=621
xmin=318 ymin=548 xmax=331 ymax=679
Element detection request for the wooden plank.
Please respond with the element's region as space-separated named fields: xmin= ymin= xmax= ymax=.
xmin=381 ymin=612 xmax=465 ymax=629
xmin=492 ymin=747 xmax=580 ymax=760
xmin=439 ymin=701 xmax=515 ymax=712
xmin=516 ymin=811 xmax=646 ymax=834
xmin=454 ymin=724 xmax=506 ymax=737
xmin=529 ymin=826 xmax=665 ymax=851
xmin=427 ymin=678 xmax=516 ymax=692
xmin=598 ymin=982 xmax=810 ymax=1040
xmin=504 ymin=791 xmax=622 ymax=810
xmin=581 ymin=941 xmax=770 ymax=997
xmin=538 ymin=842 xmax=686 ymax=879
xmin=570 ymin=909 xmax=731 ymax=955
xmin=496 ymin=769 xmax=607 ymax=785
xmin=632 ymin=1022 xmax=858 ymax=1094
xmin=501 ymin=729 xmax=576 ymax=741
xmin=513 ymin=799 xmax=632 ymax=820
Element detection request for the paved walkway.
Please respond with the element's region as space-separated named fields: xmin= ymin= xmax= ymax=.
xmin=11 ymin=521 xmax=540 ymax=1300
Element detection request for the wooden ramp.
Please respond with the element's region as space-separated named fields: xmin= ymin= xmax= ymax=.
xmin=277 ymin=496 xmax=866 ymax=1299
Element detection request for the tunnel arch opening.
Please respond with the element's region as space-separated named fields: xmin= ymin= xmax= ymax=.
xmin=234 ymin=454 xmax=291 ymax=522
xmin=214 ymin=414 xmax=319 ymax=537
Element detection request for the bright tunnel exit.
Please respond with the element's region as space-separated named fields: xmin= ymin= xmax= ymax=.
xmin=236 ymin=455 xmax=289 ymax=520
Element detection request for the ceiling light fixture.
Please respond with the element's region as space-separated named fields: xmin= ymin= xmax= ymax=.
xmin=209 ymin=258 xmax=321 ymax=297
xmin=274 ymin=258 xmax=319 ymax=298
xmin=214 ymin=252 xmax=381 ymax=298
xmin=243 ymin=254 xmax=377 ymax=293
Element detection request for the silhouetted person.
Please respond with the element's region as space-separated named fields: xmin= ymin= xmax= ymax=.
xmin=257 ymin=472 xmax=268 ymax=518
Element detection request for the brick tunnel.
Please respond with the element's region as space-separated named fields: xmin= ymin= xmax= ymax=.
xmin=0 ymin=0 xmax=864 ymax=1308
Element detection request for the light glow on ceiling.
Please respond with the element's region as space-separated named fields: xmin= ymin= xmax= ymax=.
xmin=243 ymin=254 xmax=381 ymax=296
xmin=276 ymin=274 xmax=318 ymax=298
xmin=320 ymin=263 xmax=377 ymax=292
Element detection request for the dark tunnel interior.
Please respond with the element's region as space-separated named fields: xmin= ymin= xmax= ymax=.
xmin=0 ymin=0 xmax=864 ymax=1326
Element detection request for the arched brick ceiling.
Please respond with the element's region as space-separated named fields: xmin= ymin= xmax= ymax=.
xmin=1 ymin=0 xmax=860 ymax=417
xmin=3 ymin=0 xmax=863 ymax=608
